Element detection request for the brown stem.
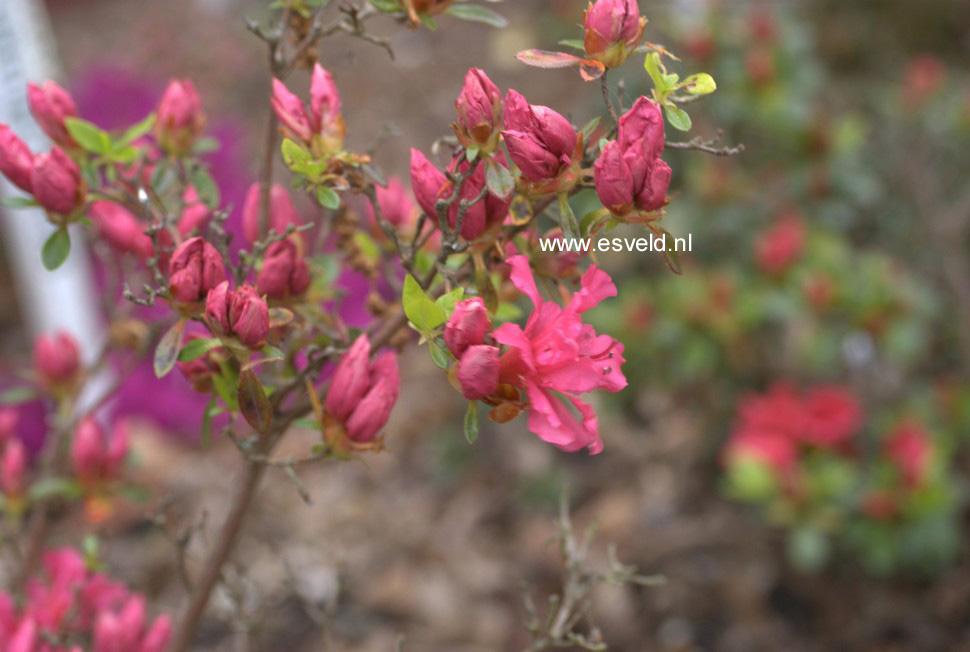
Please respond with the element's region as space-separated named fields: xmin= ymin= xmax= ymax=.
xmin=169 ymin=456 xmax=268 ymax=652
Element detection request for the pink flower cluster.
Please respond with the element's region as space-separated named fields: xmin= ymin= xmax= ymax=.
xmin=0 ymin=548 xmax=171 ymax=652
xmin=324 ymin=334 xmax=400 ymax=447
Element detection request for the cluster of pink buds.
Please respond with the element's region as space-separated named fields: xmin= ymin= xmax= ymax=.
xmin=0 ymin=81 xmax=85 ymax=219
xmin=445 ymin=298 xmax=500 ymax=401
xmin=272 ymin=63 xmax=345 ymax=155
xmin=594 ymin=97 xmax=671 ymax=219
xmin=323 ymin=334 xmax=400 ymax=450
xmin=410 ymin=148 xmax=512 ymax=240
xmin=0 ymin=548 xmax=171 ymax=652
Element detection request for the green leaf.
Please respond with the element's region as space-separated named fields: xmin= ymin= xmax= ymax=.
xmin=664 ymin=105 xmax=692 ymax=132
xmin=644 ymin=52 xmax=665 ymax=91
xmin=178 ymin=337 xmax=222 ymax=362
xmin=0 ymin=387 xmax=37 ymax=405
xmin=435 ymin=286 xmax=465 ymax=316
xmin=0 ymin=196 xmax=40 ymax=209
xmin=444 ymin=4 xmax=508 ymax=28
xmin=65 ymin=117 xmax=110 ymax=154
xmin=464 ymin=400 xmax=479 ymax=444
xmin=428 ymin=338 xmax=452 ymax=369
xmin=403 ymin=274 xmax=447 ymax=332
xmin=237 ymin=368 xmax=272 ymax=434
xmin=492 ymin=301 xmax=523 ymax=322
xmin=485 ymin=158 xmax=515 ymax=200
xmin=421 ymin=14 xmax=437 ymax=30
xmin=353 ymin=231 xmax=379 ymax=262
xmin=368 ymin=0 xmax=402 ymax=12
xmin=465 ymin=146 xmax=480 ymax=162
xmin=557 ymin=192 xmax=581 ymax=241
xmin=558 ymin=38 xmax=585 ymax=50
xmin=28 ymin=477 xmax=82 ymax=502
xmin=118 ymin=113 xmax=156 ymax=144
xmin=190 ymin=165 xmax=220 ymax=208
xmin=211 ymin=372 xmax=234 ymax=408
xmin=682 ymin=72 xmax=717 ymax=95
xmin=316 ymin=186 xmax=340 ymax=210
xmin=154 ymin=318 xmax=187 ymax=378
xmin=41 ymin=228 xmax=71 ymax=271
xmin=83 ymin=534 xmax=101 ymax=570
xmin=662 ymin=73 xmax=680 ymax=88
xmin=281 ymin=138 xmax=310 ymax=166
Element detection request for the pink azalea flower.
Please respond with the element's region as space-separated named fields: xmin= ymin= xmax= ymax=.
xmin=494 ymin=255 xmax=626 ymax=454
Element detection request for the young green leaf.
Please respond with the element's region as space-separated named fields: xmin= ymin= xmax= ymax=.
xmin=41 ymin=227 xmax=71 ymax=271
xmin=682 ymin=72 xmax=717 ymax=95
xmin=443 ymin=4 xmax=507 ymax=28
xmin=403 ymin=274 xmax=446 ymax=332
xmin=119 ymin=113 xmax=156 ymax=144
xmin=428 ymin=338 xmax=452 ymax=369
xmin=316 ymin=186 xmax=340 ymax=210
xmin=178 ymin=337 xmax=222 ymax=362
xmin=664 ymin=105 xmax=692 ymax=132
xmin=190 ymin=166 xmax=220 ymax=208
xmin=435 ymin=286 xmax=465 ymax=316
xmin=64 ymin=117 xmax=110 ymax=154
xmin=464 ymin=400 xmax=480 ymax=444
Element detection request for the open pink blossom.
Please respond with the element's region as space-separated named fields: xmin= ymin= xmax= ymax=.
xmin=494 ymin=255 xmax=626 ymax=454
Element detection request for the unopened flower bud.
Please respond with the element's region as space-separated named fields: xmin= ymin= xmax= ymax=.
xmin=229 ymin=285 xmax=270 ymax=348
xmin=271 ymin=79 xmax=313 ymax=143
xmin=34 ymin=331 xmax=80 ymax=387
xmin=168 ymin=237 xmax=226 ymax=304
xmin=0 ymin=438 xmax=26 ymax=496
xmin=31 ymin=147 xmax=83 ymax=214
xmin=502 ymin=90 xmax=578 ymax=185
xmin=205 ymin=282 xmax=269 ymax=348
xmin=27 ymin=80 xmax=79 ymax=148
xmin=325 ymin=334 xmax=371 ymax=421
xmin=0 ymin=124 xmax=36 ymax=193
xmin=444 ymin=297 xmax=489 ymax=357
xmin=310 ymin=63 xmax=344 ymax=143
xmin=72 ymin=417 xmax=104 ymax=481
xmin=256 ymin=239 xmax=311 ymax=299
xmin=89 ymin=201 xmax=153 ymax=258
xmin=242 ymin=182 xmax=303 ymax=245
xmin=583 ymin=0 xmax=645 ymax=68
xmin=345 ymin=352 xmax=400 ymax=442
xmin=455 ymin=68 xmax=502 ymax=151
xmin=457 ymin=345 xmax=499 ymax=400
xmin=155 ymin=79 xmax=204 ymax=153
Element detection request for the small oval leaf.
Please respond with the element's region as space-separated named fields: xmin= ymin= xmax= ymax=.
xmin=41 ymin=228 xmax=71 ymax=271
xmin=154 ymin=318 xmax=187 ymax=378
xmin=237 ymin=368 xmax=272 ymax=434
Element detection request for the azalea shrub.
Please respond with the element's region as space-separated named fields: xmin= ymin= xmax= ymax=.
xmin=0 ymin=0 xmax=734 ymax=649
xmin=724 ymin=383 xmax=961 ymax=577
